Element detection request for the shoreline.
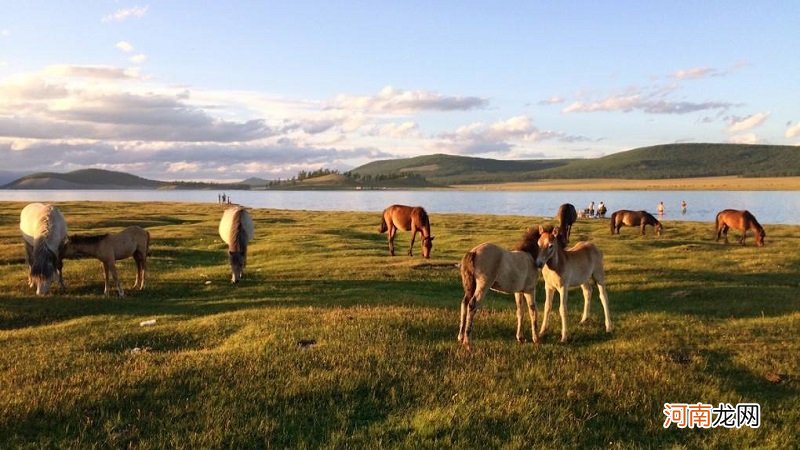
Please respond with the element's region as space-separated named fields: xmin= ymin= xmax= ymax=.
xmin=448 ymin=176 xmax=800 ymax=191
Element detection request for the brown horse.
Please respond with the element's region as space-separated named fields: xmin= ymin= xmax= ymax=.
xmin=378 ymin=204 xmax=434 ymax=258
xmin=63 ymin=226 xmax=150 ymax=297
xmin=610 ymin=210 xmax=663 ymax=236
xmin=715 ymin=209 xmax=765 ymax=246
xmin=458 ymin=228 xmax=540 ymax=349
xmin=535 ymin=225 xmax=611 ymax=343
xmin=555 ymin=203 xmax=578 ymax=242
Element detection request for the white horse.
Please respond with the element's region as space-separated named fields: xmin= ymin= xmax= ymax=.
xmin=219 ymin=206 xmax=255 ymax=283
xmin=535 ymin=225 xmax=612 ymax=342
xmin=20 ymin=203 xmax=68 ymax=295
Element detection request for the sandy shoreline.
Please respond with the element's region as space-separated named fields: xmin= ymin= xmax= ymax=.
xmin=449 ymin=176 xmax=800 ymax=191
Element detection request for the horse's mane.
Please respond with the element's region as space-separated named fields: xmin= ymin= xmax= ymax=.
xmin=514 ymin=227 xmax=540 ymax=256
xmin=416 ymin=207 xmax=430 ymax=228
xmin=744 ymin=210 xmax=764 ymax=230
xmin=30 ymin=238 xmax=56 ymax=280
xmin=230 ymin=209 xmax=247 ymax=253
xmin=68 ymin=233 xmax=110 ymax=245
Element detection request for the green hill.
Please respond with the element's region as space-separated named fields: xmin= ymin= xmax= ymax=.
xmin=3 ymin=169 xmax=250 ymax=190
xmin=349 ymin=143 xmax=800 ymax=184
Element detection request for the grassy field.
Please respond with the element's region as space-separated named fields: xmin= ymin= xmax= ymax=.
xmin=1 ymin=201 xmax=798 ymax=448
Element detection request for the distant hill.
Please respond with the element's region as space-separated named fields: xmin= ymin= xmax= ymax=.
xmin=240 ymin=177 xmax=271 ymax=187
xmin=2 ymin=169 xmax=250 ymax=190
xmin=349 ymin=143 xmax=800 ymax=185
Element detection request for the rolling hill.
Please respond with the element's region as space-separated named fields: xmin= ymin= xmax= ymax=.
xmin=349 ymin=143 xmax=800 ymax=185
xmin=2 ymin=169 xmax=250 ymax=190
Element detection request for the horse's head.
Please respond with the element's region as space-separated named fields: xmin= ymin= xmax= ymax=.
xmin=422 ymin=236 xmax=435 ymax=258
xmin=756 ymin=228 xmax=766 ymax=246
xmin=535 ymin=225 xmax=559 ymax=268
xmin=655 ymin=221 xmax=663 ymax=236
xmin=229 ymin=250 xmax=245 ymax=283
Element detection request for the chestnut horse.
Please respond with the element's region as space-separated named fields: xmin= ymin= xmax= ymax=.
xmin=63 ymin=226 xmax=150 ymax=297
xmin=20 ymin=203 xmax=68 ymax=295
xmin=610 ymin=210 xmax=662 ymax=236
xmin=715 ymin=209 xmax=765 ymax=247
xmin=378 ymin=204 xmax=434 ymax=258
xmin=458 ymin=228 xmax=540 ymax=349
xmin=555 ymin=203 xmax=578 ymax=243
xmin=219 ymin=206 xmax=255 ymax=283
xmin=536 ymin=226 xmax=612 ymax=343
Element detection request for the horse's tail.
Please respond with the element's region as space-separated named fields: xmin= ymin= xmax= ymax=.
xmin=460 ymin=251 xmax=477 ymax=301
xmin=714 ymin=211 xmax=723 ymax=235
xmin=378 ymin=212 xmax=388 ymax=233
xmin=145 ymin=229 xmax=152 ymax=256
xmin=609 ymin=211 xmax=617 ymax=234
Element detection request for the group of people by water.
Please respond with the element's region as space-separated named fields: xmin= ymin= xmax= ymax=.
xmin=584 ymin=200 xmax=688 ymax=219
xmin=218 ymin=193 xmax=232 ymax=204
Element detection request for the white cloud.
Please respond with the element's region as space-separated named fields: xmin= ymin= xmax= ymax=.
xmin=102 ymin=6 xmax=149 ymax=23
xmin=727 ymin=112 xmax=769 ymax=133
xmin=116 ymin=41 xmax=135 ymax=53
xmin=728 ymin=133 xmax=759 ymax=144
xmin=44 ymin=64 xmax=139 ymax=80
xmin=1 ymin=29 xmax=9 ymax=37
xmin=538 ymin=96 xmax=565 ymax=105
xmin=129 ymin=54 xmax=147 ymax=64
xmin=786 ymin=122 xmax=800 ymax=139
xmin=331 ymin=86 xmax=488 ymax=113
xmin=672 ymin=67 xmax=719 ymax=80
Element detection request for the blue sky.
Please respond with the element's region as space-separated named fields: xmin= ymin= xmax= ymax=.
xmin=1 ymin=1 xmax=798 ymax=181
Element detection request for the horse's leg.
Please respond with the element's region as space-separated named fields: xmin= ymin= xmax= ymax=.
xmin=539 ymin=286 xmax=556 ymax=337
xmin=102 ymin=262 xmax=111 ymax=296
xmin=388 ymin=225 xmax=396 ymax=256
xmin=579 ymin=283 xmax=593 ymax=324
xmin=640 ymin=223 xmax=646 ymax=236
xmin=56 ymin=255 xmax=66 ymax=290
xmin=739 ymin=229 xmax=746 ymax=246
xmin=463 ymin=285 xmax=488 ymax=350
xmin=515 ymin=292 xmax=525 ymax=342
xmin=722 ymin=225 xmax=729 ymax=244
xmin=523 ymin=291 xmax=539 ymax=344
xmin=24 ymin=242 xmax=34 ymax=287
xmin=458 ymin=292 xmax=470 ymax=344
xmin=408 ymin=228 xmax=416 ymax=257
xmin=597 ymin=283 xmax=612 ymax=333
xmin=110 ymin=261 xmax=124 ymax=297
xmin=133 ymin=251 xmax=144 ymax=289
xmin=558 ymin=287 xmax=569 ymax=343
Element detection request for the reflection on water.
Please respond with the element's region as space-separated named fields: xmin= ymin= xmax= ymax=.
xmin=1 ymin=189 xmax=798 ymax=224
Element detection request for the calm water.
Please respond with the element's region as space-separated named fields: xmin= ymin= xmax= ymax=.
xmin=1 ymin=189 xmax=798 ymax=224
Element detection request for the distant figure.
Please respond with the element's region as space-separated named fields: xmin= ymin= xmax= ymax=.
xmin=588 ymin=201 xmax=595 ymax=217
xmin=597 ymin=201 xmax=607 ymax=218
xmin=227 ymin=196 xmax=232 ymax=205
xmin=657 ymin=201 xmax=665 ymax=215
xmin=681 ymin=200 xmax=687 ymax=214
xmin=218 ymin=193 xmax=222 ymax=203
xmin=222 ymin=193 xmax=227 ymax=204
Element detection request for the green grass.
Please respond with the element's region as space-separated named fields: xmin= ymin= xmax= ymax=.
xmin=1 ymin=201 xmax=798 ymax=448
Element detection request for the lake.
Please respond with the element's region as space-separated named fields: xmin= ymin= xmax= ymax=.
xmin=1 ymin=189 xmax=798 ymax=224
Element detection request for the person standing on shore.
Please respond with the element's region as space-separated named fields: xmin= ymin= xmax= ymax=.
xmin=657 ymin=201 xmax=665 ymax=215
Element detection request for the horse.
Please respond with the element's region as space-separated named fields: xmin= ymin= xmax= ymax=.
xmin=20 ymin=203 xmax=68 ymax=296
xmin=610 ymin=210 xmax=663 ymax=236
xmin=62 ymin=226 xmax=150 ymax=297
xmin=715 ymin=209 xmax=765 ymax=247
xmin=219 ymin=206 xmax=255 ymax=283
xmin=378 ymin=204 xmax=434 ymax=258
xmin=535 ymin=225 xmax=612 ymax=343
xmin=555 ymin=203 xmax=578 ymax=242
xmin=457 ymin=228 xmax=540 ymax=349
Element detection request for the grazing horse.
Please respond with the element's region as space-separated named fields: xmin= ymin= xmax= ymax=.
xmin=219 ymin=206 xmax=255 ymax=283
xmin=610 ymin=210 xmax=663 ymax=236
xmin=715 ymin=209 xmax=765 ymax=247
xmin=20 ymin=203 xmax=67 ymax=296
xmin=555 ymin=203 xmax=578 ymax=243
xmin=535 ymin=226 xmax=612 ymax=343
xmin=378 ymin=204 xmax=434 ymax=258
xmin=458 ymin=228 xmax=540 ymax=349
xmin=62 ymin=226 xmax=150 ymax=297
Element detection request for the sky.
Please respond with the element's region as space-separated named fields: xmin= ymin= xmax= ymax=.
xmin=1 ymin=1 xmax=798 ymax=181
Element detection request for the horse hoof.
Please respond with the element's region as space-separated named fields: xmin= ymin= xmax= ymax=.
xmin=516 ymin=337 xmax=525 ymax=344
